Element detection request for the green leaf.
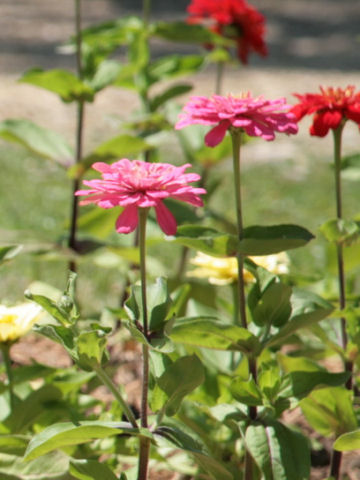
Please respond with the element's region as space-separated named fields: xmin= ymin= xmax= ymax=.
xmin=0 ymin=245 xmax=23 ymax=265
xmin=76 ymin=329 xmax=109 ymax=370
xmin=125 ymin=278 xmax=172 ymax=333
xmin=24 ymin=421 xmax=140 ymax=461
xmin=157 ymin=355 xmax=205 ymax=416
xmin=174 ymin=225 xmax=238 ymax=256
xmin=265 ymin=289 xmax=333 ymax=347
xmin=89 ymin=60 xmax=122 ymax=92
xmin=149 ymin=83 xmax=193 ymax=112
xmin=69 ymin=459 xmax=118 ymax=480
xmin=245 ymin=420 xmax=310 ymax=480
xmin=154 ymin=21 xmax=231 ymax=46
xmin=279 ymin=371 xmax=351 ymax=400
xmin=0 ymin=119 xmax=73 ymax=166
xmin=0 ymin=450 xmax=69 ymax=479
xmin=156 ymin=425 xmax=233 ymax=480
xmin=4 ymin=385 xmax=63 ymax=434
xmin=169 ymin=317 xmax=261 ymax=354
xmin=252 ymin=282 xmax=292 ymax=327
xmin=334 ymin=430 xmax=360 ymax=451
xmin=300 ymin=387 xmax=357 ymax=437
xmin=238 ymin=224 xmax=314 ymax=255
xmin=24 ymin=291 xmax=69 ymax=326
xmin=230 ymin=378 xmax=263 ymax=406
xmin=320 ymin=218 xmax=360 ymax=246
xmin=77 ymin=135 xmax=153 ymax=175
xmin=20 ymin=68 xmax=95 ymax=103
xmin=148 ymin=54 xmax=204 ymax=82
xmin=0 ymin=435 xmax=28 ymax=455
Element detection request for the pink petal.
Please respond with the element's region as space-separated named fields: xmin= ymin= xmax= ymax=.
xmin=204 ymin=121 xmax=230 ymax=147
xmin=155 ymin=202 xmax=177 ymax=236
xmin=115 ymin=205 xmax=139 ymax=234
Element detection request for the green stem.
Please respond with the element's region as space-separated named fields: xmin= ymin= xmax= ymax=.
xmin=329 ymin=125 xmax=350 ymax=480
xmin=1 ymin=343 xmax=15 ymax=411
xmin=230 ymin=130 xmax=247 ymax=330
xmin=137 ymin=208 xmax=151 ymax=480
xmin=230 ymin=129 xmax=257 ymax=480
xmin=230 ymin=282 xmax=240 ymax=370
xmin=68 ymin=0 xmax=85 ymax=272
xmin=215 ymin=61 xmax=225 ymax=95
xmin=94 ymin=365 xmax=138 ymax=428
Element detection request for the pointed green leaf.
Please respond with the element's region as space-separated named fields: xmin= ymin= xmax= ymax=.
xmin=334 ymin=430 xmax=360 ymax=451
xmin=0 ymin=450 xmax=69 ymax=479
xmin=174 ymin=225 xmax=238 ymax=256
xmin=320 ymin=219 xmax=360 ymax=246
xmin=0 ymin=435 xmax=28 ymax=455
xmin=265 ymin=289 xmax=333 ymax=347
xmin=76 ymin=329 xmax=109 ymax=370
xmin=157 ymin=355 xmax=205 ymax=416
xmin=0 ymin=119 xmax=73 ymax=165
xmin=252 ymin=282 xmax=292 ymax=327
xmin=230 ymin=378 xmax=263 ymax=406
xmin=69 ymin=459 xmax=118 ymax=480
xmin=154 ymin=22 xmax=231 ymax=46
xmin=300 ymin=387 xmax=357 ymax=437
xmin=20 ymin=68 xmax=95 ymax=102
xmin=24 ymin=291 xmax=69 ymax=326
xmin=279 ymin=371 xmax=351 ymax=400
xmin=24 ymin=421 xmax=140 ymax=461
xmin=245 ymin=420 xmax=310 ymax=480
xmin=238 ymin=224 xmax=314 ymax=255
xmin=170 ymin=317 xmax=261 ymax=354
xmin=156 ymin=425 xmax=233 ymax=480
xmin=0 ymin=245 xmax=23 ymax=265
xmin=148 ymin=54 xmax=204 ymax=82
xmin=149 ymin=83 xmax=192 ymax=111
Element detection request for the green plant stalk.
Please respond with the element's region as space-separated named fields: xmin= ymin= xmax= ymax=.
xmin=329 ymin=124 xmax=351 ymax=480
xmin=143 ymin=0 xmax=151 ymax=28
xmin=230 ymin=129 xmax=257 ymax=480
xmin=230 ymin=281 xmax=240 ymax=370
xmin=68 ymin=0 xmax=85 ymax=272
xmin=94 ymin=364 xmax=138 ymax=429
xmin=137 ymin=208 xmax=151 ymax=480
xmin=1 ymin=343 xmax=15 ymax=411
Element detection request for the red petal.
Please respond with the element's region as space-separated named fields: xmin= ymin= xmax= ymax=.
xmin=155 ymin=202 xmax=177 ymax=235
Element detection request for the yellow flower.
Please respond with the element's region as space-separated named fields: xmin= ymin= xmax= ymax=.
xmin=0 ymin=303 xmax=43 ymax=343
xmin=188 ymin=251 xmax=289 ymax=285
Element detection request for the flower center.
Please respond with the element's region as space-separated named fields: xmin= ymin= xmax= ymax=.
xmin=0 ymin=314 xmax=17 ymax=325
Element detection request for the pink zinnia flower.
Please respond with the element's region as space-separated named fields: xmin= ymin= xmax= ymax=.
xmin=175 ymin=93 xmax=298 ymax=147
xmin=292 ymin=85 xmax=360 ymax=137
xmin=75 ymin=159 xmax=206 ymax=235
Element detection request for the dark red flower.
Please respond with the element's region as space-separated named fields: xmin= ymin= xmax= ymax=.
xmin=187 ymin=0 xmax=267 ymax=64
xmin=292 ymin=86 xmax=360 ymax=137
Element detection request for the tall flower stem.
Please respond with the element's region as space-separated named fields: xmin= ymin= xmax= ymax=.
xmin=329 ymin=125 xmax=351 ymax=480
xmin=230 ymin=129 xmax=256 ymax=480
xmin=1 ymin=344 xmax=15 ymax=411
xmin=137 ymin=208 xmax=151 ymax=480
xmin=68 ymin=0 xmax=85 ymax=272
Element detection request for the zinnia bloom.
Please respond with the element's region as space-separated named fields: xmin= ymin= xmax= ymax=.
xmin=188 ymin=251 xmax=289 ymax=285
xmin=176 ymin=93 xmax=298 ymax=147
xmin=187 ymin=0 xmax=267 ymax=64
xmin=292 ymin=86 xmax=360 ymax=137
xmin=0 ymin=303 xmax=43 ymax=343
xmin=76 ymin=159 xmax=206 ymax=236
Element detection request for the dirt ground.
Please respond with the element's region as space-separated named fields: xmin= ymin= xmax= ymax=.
xmin=3 ymin=0 xmax=360 ymax=479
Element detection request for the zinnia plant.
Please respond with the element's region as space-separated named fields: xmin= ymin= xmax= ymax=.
xmin=187 ymin=0 xmax=267 ymax=65
xmin=293 ymin=85 xmax=360 ymax=480
xmin=77 ymin=158 xmax=206 ymax=480
xmin=76 ymin=159 xmax=206 ymax=236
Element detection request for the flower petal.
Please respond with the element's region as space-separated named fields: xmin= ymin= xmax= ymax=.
xmin=204 ymin=120 xmax=230 ymax=147
xmin=155 ymin=202 xmax=177 ymax=236
xmin=115 ymin=205 xmax=139 ymax=234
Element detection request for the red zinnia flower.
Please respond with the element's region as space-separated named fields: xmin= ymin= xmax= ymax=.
xmin=292 ymin=86 xmax=360 ymax=137
xmin=187 ymin=0 xmax=267 ymax=64
xmin=76 ymin=159 xmax=206 ymax=236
